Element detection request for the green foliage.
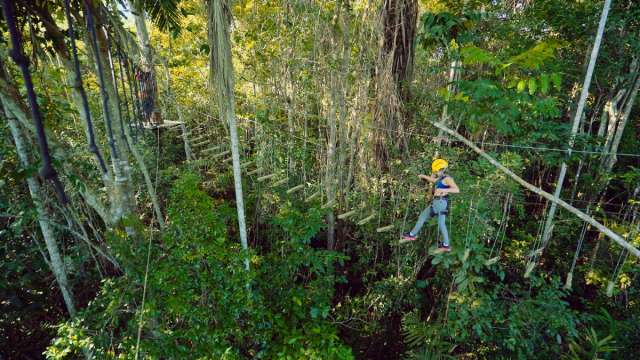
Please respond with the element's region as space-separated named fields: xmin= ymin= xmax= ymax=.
xmin=564 ymin=328 xmax=617 ymax=360
xmin=404 ymin=277 xmax=580 ymax=358
xmin=460 ymin=45 xmax=498 ymax=66
xmin=417 ymin=11 xmax=481 ymax=50
xmin=130 ymin=0 xmax=183 ymax=34
xmin=45 ymin=171 xmax=352 ymax=359
xmin=504 ymin=40 xmax=566 ymax=71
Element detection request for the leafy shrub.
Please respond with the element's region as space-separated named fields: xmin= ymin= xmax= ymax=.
xmin=46 ymin=171 xmax=352 ymax=359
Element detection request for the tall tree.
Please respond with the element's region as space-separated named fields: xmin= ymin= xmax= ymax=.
xmin=373 ymin=0 xmax=418 ymax=166
xmin=84 ymin=1 xmax=134 ymax=222
xmin=207 ymin=0 xmax=249 ymax=270
xmin=2 ymin=100 xmax=77 ymax=318
xmin=381 ymin=0 xmax=417 ymax=95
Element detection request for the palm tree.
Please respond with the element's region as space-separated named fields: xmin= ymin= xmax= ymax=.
xmin=207 ymin=0 xmax=250 ymax=270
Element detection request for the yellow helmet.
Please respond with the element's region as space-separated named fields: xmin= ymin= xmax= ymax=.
xmin=431 ymin=158 xmax=448 ymax=173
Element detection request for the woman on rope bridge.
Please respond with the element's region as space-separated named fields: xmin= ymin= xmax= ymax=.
xmin=402 ymin=159 xmax=460 ymax=252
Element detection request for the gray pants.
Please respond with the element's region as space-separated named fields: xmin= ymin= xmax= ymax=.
xmin=410 ymin=198 xmax=449 ymax=246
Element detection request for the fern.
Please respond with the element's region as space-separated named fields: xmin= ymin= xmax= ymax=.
xmin=563 ymin=328 xmax=617 ymax=360
xmin=401 ymin=311 xmax=454 ymax=359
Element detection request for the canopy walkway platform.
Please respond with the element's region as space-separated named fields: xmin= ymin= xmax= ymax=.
xmin=143 ymin=120 xmax=184 ymax=130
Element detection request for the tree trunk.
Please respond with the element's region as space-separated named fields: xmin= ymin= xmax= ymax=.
xmin=35 ymin=4 xmax=114 ymax=180
xmin=337 ymin=9 xmax=350 ymax=206
xmin=601 ymin=60 xmax=640 ymax=173
xmin=101 ymin=18 xmax=165 ymax=230
xmin=373 ymin=0 xmax=418 ymax=168
xmin=208 ymin=0 xmax=250 ymax=270
xmin=539 ymin=0 xmax=612 ymax=250
xmin=84 ymin=5 xmax=134 ymax=223
xmin=381 ymin=0 xmax=417 ymax=95
xmin=3 ymin=101 xmax=77 ymax=317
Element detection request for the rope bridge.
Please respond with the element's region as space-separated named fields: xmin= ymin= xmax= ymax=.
xmin=177 ymin=106 xmax=640 ymax=264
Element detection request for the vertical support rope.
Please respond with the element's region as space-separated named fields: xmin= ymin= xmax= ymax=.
xmin=85 ymin=0 xmax=120 ymax=163
xmin=134 ymin=125 xmax=162 ymax=359
xmin=103 ymin=23 xmax=130 ymax=152
xmin=63 ymin=0 xmax=109 ymax=176
xmin=116 ymin=41 xmax=136 ymax=142
xmin=126 ymin=58 xmax=145 ymax=131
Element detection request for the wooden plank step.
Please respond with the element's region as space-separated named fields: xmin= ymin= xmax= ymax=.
xmin=305 ymin=191 xmax=321 ymax=202
xmin=258 ymin=173 xmax=277 ymax=182
xmin=246 ymin=168 xmax=262 ymax=176
xmin=356 ymin=213 xmax=376 ymax=225
xmin=376 ymin=224 xmax=395 ymax=233
xmin=143 ymin=120 xmax=183 ymax=130
xmin=338 ymin=209 xmax=358 ymax=220
xmin=271 ymin=178 xmax=289 ymax=187
xmin=286 ymin=184 xmax=305 ymax=194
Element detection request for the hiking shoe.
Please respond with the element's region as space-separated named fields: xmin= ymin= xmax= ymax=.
xmin=402 ymin=232 xmax=416 ymax=241
xmin=433 ymin=244 xmax=451 ymax=254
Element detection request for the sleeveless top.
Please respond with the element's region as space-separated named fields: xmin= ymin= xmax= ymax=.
xmin=435 ymin=175 xmax=451 ymax=190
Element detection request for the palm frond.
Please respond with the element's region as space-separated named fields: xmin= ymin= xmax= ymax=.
xmin=130 ymin=0 xmax=182 ymax=33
